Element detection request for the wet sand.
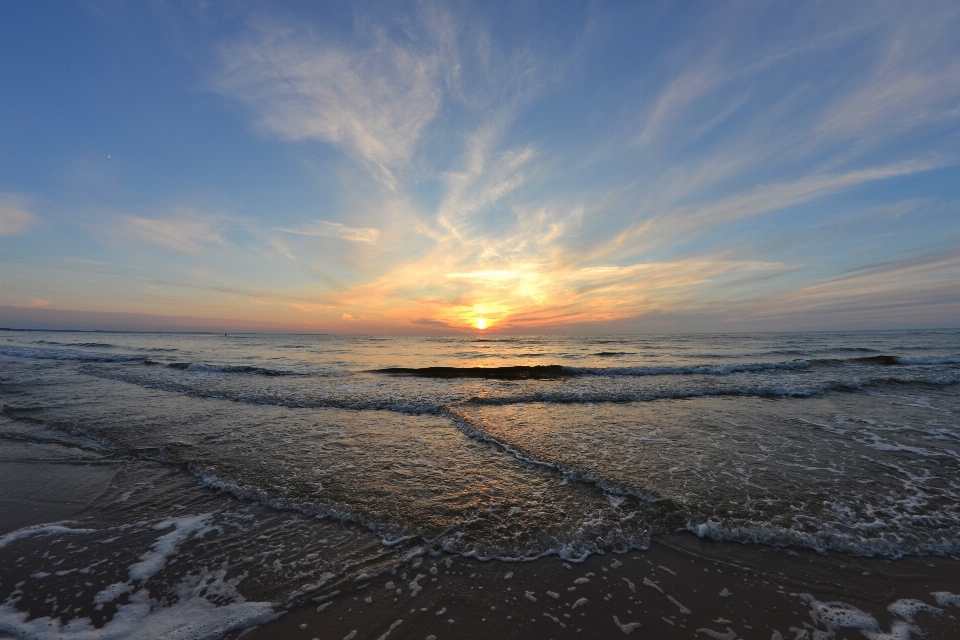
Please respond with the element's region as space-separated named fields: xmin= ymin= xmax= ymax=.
xmin=1 ymin=456 xmax=958 ymax=639
xmin=240 ymin=535 xmax=960 ymax=640
xmin=0 ymin=459 xmax=116 ymax=536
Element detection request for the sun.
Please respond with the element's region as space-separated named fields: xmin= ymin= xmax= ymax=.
xmin=475 ymin=318 xmax=488 ymax=330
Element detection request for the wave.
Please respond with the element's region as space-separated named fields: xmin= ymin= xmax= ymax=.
xmin=464 ymin=376 xmax=960 ymax=406
xmin=32 ymin=340 xmax=118 ymax=348
xmin=682 ymin=517 xmax=960 ymax=558
xmin=0 ymin=346 xmax=147 ymax=363
xmin=895 ymin=355 xmax=960 ymax=365
xmin=566 ymin=360 xmax=811 ymax=376
xmin=449 ymin=409 xmax=960 ymax=559
xmin=0 ymin=347 xmax=303 ymax=376
xmin=463 ymin=384 xmax=836 ymax=406
xmin=813 ymin=355 xmax=960 ymax=366
xmin=373 ymin=361 xmax=811 ymax=379
xmin=165 ymin=363 xmax=302 ymax=376
xmin=85 ymin=363 xmax=960 ymax=416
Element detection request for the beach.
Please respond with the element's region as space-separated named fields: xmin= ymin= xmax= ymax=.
xmin=2 ymin=456 xmax=958 ymax=640
xmin=243 ymin=535 xmax=960 ymax=640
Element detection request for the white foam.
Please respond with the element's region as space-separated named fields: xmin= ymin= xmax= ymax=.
xmin=642 ymin=577 xmax=663 ymax=593
xmin=860 ymin=621 xmax=916 ymax=640
xmin=408 ymin=574 xmax=425 ymax=596
xmin=887 ymin=598 xmax=941 ymax=622
xmin=694 ymin=628 xmax=736 ymax=640
xmin=800 ymin=594 xmax=878 ymax=631
xmin=0 ymin=571 xmax=275 ymax=640
xmin=667 ymin=595 xmax=692 ymax=614
xmin=0 ymin=523 xmax=96 ymax=550
xmin=613 ymin=615 xmax=641 ymax=634
xmin=93 ymin=582 xmax=132 ymax=605
xmin=128 ymin=515 xmax=212 ymax=583
xmin=376 ymin=619 xmax=403 ymax=640
xmin=931 ymin=591 xmax=960 ymax=607
xmin=287 ymin=573 xmax=335 ymax=601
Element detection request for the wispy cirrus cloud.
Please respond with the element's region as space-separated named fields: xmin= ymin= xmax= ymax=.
xmin=116 ymin=211 xmax=227 ymax=255
xmin=730 ymin=249 xmax=960 ymax=328
xmin=0 ymin=196 xmax=36 ymax=237
xmin=216 ymin=23 xmax=443 ymax=186
xmin=274 ymin=220 xmax=380 ymax=244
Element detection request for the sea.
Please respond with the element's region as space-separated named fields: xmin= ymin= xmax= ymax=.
xmin=1 ymin=329 xmax=959 ymax=637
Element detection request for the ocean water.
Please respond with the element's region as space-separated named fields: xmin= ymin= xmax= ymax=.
xmin=1 ymin=329 xmax=959 ymax=636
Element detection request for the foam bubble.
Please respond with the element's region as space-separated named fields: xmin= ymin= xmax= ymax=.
xmin=800 ymin=593 xmax=878 ymax=631
xmin=887 ymin=598 xmax=941 ymax=622
xmin=613 ymin=615 xmax=641 ymax=634
xmin=0 ymin=523 xmax=96 ymax=550
xmin=0 ymin=572 xmax=275 ymax=640
xmin=128 ymin=515 xmax=212 ymax=583
xmin=931 ymin=591 xmax=960 ymax=608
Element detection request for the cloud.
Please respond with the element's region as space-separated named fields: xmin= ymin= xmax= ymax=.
xmin=117 ymin=212 xmax=226 ymax=255
xmin=0 ymin=198 xmax=36 ymax=236
xmin=756 ymin=249 xmax=960 ymax=313
xmin=410 ymin=317 xmax=452 ymax=328
xmin=274 ymin=220 xmax=380 ymax=244
xmin=660 ymin=156 xmax=954 ymax=234
xmin=216 ymin=24 xmax=442 ymax=181
xmin=814 ymin=7 xmax=960 ymax=142
xmin=635 ymin=69 xmax=719 ymax=148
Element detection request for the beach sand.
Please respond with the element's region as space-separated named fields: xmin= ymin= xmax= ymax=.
xmin=0 ymin=458 xmax=116 ymax=536
xmin=2 ymin=457 xmax=958 ymax=639
xmin=240 ymin=534 xmax=960 ymax=640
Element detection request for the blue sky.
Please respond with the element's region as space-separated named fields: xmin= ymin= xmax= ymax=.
xmin=1 ymin=0 xmax=959 ymax=333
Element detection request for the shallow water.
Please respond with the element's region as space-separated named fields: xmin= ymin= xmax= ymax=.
xmin=1 ymin=329 xmax=959 ymax=636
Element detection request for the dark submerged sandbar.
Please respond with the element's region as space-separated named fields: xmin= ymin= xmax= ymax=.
xmin=371 ymin=365 xmax=566 ymax=380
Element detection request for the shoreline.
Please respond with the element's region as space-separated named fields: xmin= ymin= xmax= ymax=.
xmin=1 ymin=444 xmax=959 ymax=638
xmin=0 ymin=455 xmax=117 ymax=537
xmin=240 ymin=533 xmax=960 ymax=640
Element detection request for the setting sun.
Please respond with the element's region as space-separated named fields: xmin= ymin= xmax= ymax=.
xmin=475 ymin=318 xmax=488 ymax=330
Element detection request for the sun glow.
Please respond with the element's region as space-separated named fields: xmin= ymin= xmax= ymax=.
xmin=475 ymin=318 xmax=488 ymax=330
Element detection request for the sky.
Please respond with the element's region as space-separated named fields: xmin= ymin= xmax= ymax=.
xmin=1 ymin=0 xmax=959 ymax=334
